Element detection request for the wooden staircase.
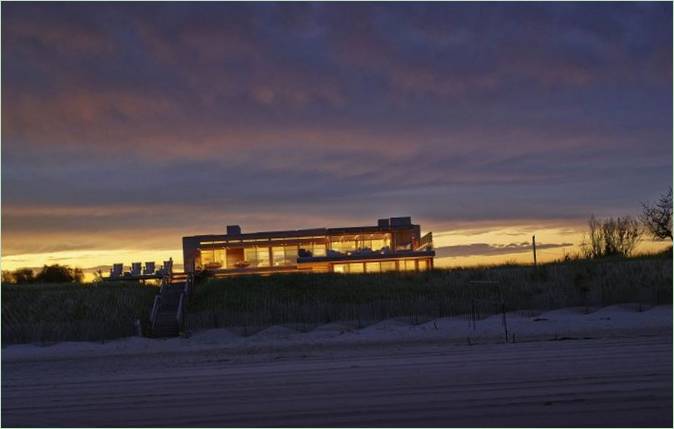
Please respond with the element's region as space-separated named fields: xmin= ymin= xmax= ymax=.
xmin=149 ymin=273 xmax=193 ymax=338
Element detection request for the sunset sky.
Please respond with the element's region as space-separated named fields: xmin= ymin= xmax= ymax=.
xmin=2 ymin=2 xmax=672 ymax=273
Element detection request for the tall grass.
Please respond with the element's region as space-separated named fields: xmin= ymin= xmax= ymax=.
xmin=2 ymin=282 xmax=157 ymax=344
xmin=2 ymin=254 xmax=671 ymax=344
xmin=186 ymin=256 xmax=672 ymax=332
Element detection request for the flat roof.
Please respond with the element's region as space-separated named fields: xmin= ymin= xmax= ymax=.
xmin=184 ymin=220 xmax=418 ymax=242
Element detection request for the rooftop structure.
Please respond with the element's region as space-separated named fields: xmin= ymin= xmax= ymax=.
xmin=183 ymin=216 xmax=434 ymax=275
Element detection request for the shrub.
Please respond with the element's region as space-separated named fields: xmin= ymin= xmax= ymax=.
xmin=35 ymin=265 xmax=84 ymax=283
xmin=642 ymin=187 xmax=673 ymax=240
xmin=3 ymin=268 xmax=35 ymax=284
xmin=583 ymin=215 xmax=642 ymax=258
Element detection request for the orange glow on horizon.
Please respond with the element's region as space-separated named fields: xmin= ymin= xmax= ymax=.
xmin=2 ymin=224 xmax=670 ymax=280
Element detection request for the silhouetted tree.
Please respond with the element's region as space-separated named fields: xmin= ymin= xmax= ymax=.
xmin=642 ymin=187 xmax=672 ymax=240
xmin=12 ymin=268 xmax=35 ymax=284
xmin=2 ymin=270 xmax=14 ymax=284
xmin=584 ymin=215 xmax=604 ymax=259
xmin=35 ymin=264 xmax=83 ymax=283
xmin=582 ymin=215 xmax=642 ymax=258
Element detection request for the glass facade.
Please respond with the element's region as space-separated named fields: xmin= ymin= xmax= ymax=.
xmin=313 ymin=243 xmax=327 ymax=257
xmin=330 ymin=240 xmax=357 ymax=254
xmin=271 ymin=245 xmax=298 ymax=266
xmin=272 ymin=247 xmax=285 ymax=266
xmin=257 ymin=247 xmax=270 ymax=267
xmin=201 ymin=248 xmax=226 ymax=269
xmin=244 ymin=247 xmax=272 ymax=267
xmin=243 ymin=248 xmax=256 ymax=267
xmin=349 ymin=263 xmax=364 ymax=273
xmin=184 ymin=217 xmax=434 ymax=275
xmin=299 ymin=242 xmax=327 ymax=257
xmin=380 ymin=261 xmax=396 ymax=272
xmin=365 ymin=262 xmax=381 ymax=272
xmin=197 ymin=245 xmax=431 ymax=273
xmin=359 ymin=238 xmax=389 ymax=252
xmin=189 ymin=222 xmax=431 ymax=274
xmin=332 ymin=258 xmax=430 ymax=274
xmin=329 ymin=234 xmax=391 ymax=255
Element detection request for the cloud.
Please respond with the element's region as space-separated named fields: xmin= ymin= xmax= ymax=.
xmin=2 ymin=3 xmax=671 ymax=258
xmin=435 ymin=242 xmax=574 ymax=258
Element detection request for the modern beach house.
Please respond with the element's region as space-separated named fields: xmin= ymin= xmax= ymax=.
xmin=182 ymin=217 xmax=434 ymax=275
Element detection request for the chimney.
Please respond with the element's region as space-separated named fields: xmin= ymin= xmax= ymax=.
xmin=389 ymin=217 xmax=412 ymax=227
xmin=377 ymin=218 xmax=390 ymax=228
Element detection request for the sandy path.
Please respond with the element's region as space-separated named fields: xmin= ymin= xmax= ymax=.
xmin=3 ymin=334 xmax=671 ymax=427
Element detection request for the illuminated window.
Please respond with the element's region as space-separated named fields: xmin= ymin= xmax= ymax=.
xmin=349 ymin=263 xmax=364 ymax=273
xmin=299 ymin=242 xmax=327 ymax=258
xmin=418 ymin=260 xmax=428 ymax=271
xmin=359 ymin=239 xmax=372 ymax=250
xmin=371 ymin=239 xmax=387 ymax=251
xmin=272 ymin=247 xmax=285 ymax=266
xmin=380 ymin=261 xmax=396 ymax=272
xmin=313 ymin=243 xmax=327 ymax=257
xmin=257 ymin=247 xmax=270 ymax=267
xmin=284 ymin=245 xmax=298 ymax=265
xmin=244 ymin=248 xmax=257 ymax=266
xmin=271 ymin=246 xmax=296 ymax=266
xmin=333 ymin=264 xmax=347 ymax=273
xmin=402 ymin=259 xmax=416 ymax=271
xmin=201 ymin=250 xmax=213 ymax=265
xmin=365 ymin=262 xmax=380 ymax=272
xmin=355 ymin=236 xmax=389 ymax=252
xmin=331 ymin=240 xmax=356 ymax=254
xmin=216 ymin=248 xmax=226 ymax=268
xmin=201 ymin=248 xmax=226 ymax=269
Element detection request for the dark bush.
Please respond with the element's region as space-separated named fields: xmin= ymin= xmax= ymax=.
xmin=35 ymin=265 xmax=84 ymax=283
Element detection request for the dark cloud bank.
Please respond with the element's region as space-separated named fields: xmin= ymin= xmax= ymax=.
xmin=2 ymin=3 xmax=672 ymax=254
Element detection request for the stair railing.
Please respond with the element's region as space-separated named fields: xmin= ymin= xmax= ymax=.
xmin=176 ymin=292 xmax=185 ymax=330
xmin=150 ymin=275 xmax=170 ymax=331
xmin=150 ymin=295 xmax=161 ymax=330
xmin=184 ymin=272 xmax=193 ymax=297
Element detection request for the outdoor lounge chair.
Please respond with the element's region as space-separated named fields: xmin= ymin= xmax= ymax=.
xmin=110 ymin=263 xmax=124 ymax=279
xmin=143 ymin=262 xmax=156 ymax=275
xmin=130 ymin=262 xmax=142 ymax=276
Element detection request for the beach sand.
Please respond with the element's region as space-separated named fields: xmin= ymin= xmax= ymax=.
xmin=2 ymin=304 xmax=672 ymax=427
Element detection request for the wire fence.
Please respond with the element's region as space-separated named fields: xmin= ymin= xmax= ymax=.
xmin=3 ymin=256 xmax=671 ymax=344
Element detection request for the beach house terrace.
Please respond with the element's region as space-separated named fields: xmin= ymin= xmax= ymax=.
xmin=183 ymin=217 xmax=434 ymax=275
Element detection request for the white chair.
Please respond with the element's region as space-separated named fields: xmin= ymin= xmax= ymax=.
xmin=143 ymin=262 xmax=156 ymax=275
xmin=110 ymin=263 xmax=124 ymax=279
xmin=162 ymin=258 xmax=173 ymax=274
xmin=130 ymin=262 xmax=142 ymax=276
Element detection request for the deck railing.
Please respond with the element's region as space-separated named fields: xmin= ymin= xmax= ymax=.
xmin=416 ymin=232 xmax=434 ymax=251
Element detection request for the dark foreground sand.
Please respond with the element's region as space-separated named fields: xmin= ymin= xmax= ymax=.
xmin=2 ymin=306 xmax=672 ymax=427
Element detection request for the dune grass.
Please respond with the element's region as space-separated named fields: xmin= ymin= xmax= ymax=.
xmin=186 ymin=255 xmax=672 ymax=332
xmin=2 ymin=252 xmax=671 ymax=344
xmin=2 ymin=282 xmax=156 ymax=344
